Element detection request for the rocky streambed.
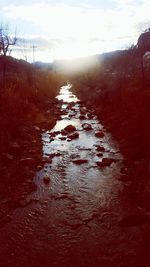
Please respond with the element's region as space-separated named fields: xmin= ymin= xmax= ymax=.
xmin=0 ymin=84 xmax=150 ymax=267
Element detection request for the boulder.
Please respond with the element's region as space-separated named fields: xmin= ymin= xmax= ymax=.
xmin=64 ymin=125 xmax=76 ymax=132
xmin=59 ymin=137 xmax=66 ymax=140
xmin=95 ymin=131 xmax=105 ymax=138
xmin=68 ymin=132 xmax=79 ymax=140
xmin=96 ymin=145 xmax=105 ymax=152
xmin=49 ymin=153 xmax=61 ymax=158
xmin=50 ymin=132 xmax=57 ymax=137
xmin=97 ymin=153 xmax=103 ymax=157
xmin=82 ymin=123 xmax=93 ymax=131
xmin=61 ymin=129 xmax=68 ymax=136
xmin=50 ymin=131 xmax=60 ymax=137
xmin=72 ymin=159 xmax=88 ymax=165
xmin=97 ymin=157 xmax=117 ymax=168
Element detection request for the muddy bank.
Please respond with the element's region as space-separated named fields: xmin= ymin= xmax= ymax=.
xmin=0 ymin=98 xmax=61 ymax=220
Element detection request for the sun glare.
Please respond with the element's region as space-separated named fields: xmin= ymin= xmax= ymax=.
xmin=4 ymin=1 xmax=145 ymax=62
xmin=53 ymin=41 xmax=99 ymax=60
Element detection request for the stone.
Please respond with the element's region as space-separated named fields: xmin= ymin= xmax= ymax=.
xmin=61 ymin=129 xmax=68 ymax=136
xmin=97 ymin=157 xmax=117 ymax=168
xmin=95 ymin=131 xmax=105 ymax=138
xmin=49 ymin=153 xmax=61 ymax=158
xmin=97 ymin=153 xmax=103 ymax=157
xmin=67 ymin=132 xmax=79 ymax=140
xmin=50 ymin=132 xmax=57 ymax=137
xmin=43 ymin=176 xmax=50 ymax=184
xmin=79 ymin=115 xmax=86 ymax=120
xmin=59 ymin=137 xmax=66 ymax=140
xmin=64 ymin=125 xmax=76 ymax=132
xmin=96 ymin=146 xmax=105 ymax=152
xmin=57 ymin=116 xmax=62 ymax=121
xmin=72 ymin=159 xmax=88 ymax=165
xmin=82 ymin=123 xmax=93 ymax=131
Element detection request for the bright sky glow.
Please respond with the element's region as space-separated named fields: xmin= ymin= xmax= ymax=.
xmin=0 ymin=0 xmax=150 ymax=62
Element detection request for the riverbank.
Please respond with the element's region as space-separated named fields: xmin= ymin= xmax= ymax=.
xmin=0 ymin=97 xmax=62 ymax=224
xmin=71 ymin=85 xmax=150 ymax=213
xmin=0 ymin=56 xmax=63 ymax=222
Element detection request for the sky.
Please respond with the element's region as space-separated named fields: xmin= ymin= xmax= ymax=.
xmin=0 ymin=0 xmax=150 ymax=62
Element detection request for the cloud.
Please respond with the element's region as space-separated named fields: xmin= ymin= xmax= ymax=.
xmin=3 ymin=2 xmax=134 ymax=39
xmin=2 ymin=0 xmax=150 ymax=61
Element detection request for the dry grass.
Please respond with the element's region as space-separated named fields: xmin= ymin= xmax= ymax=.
xmin=0 ymin=60 xmax=63 ymax=153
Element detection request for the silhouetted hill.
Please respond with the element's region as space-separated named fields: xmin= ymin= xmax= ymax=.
xmin=32 ymin=61 xmax=53 ymax=70
xmin=0 ymin=55 xmax=32 ymax=70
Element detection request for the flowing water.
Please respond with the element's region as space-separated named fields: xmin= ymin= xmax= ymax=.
xmin=0 ymin=84 xmax=146 ymax=267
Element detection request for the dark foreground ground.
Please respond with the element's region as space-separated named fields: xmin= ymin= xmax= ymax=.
xmin=0 ymin=97 xmax=62 ymax=225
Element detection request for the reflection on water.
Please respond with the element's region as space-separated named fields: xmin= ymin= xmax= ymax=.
xmin=56 ymin=84 xmax=79 ymax=103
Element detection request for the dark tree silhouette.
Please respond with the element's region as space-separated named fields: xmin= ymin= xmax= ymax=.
xmin=137 ymin=28 xmax=150 ymax=53
xmin=137 ymin=29 xmax=150 ymax=89
xmin=0 ymin=25 xmax=17 ymax=56
xmin=0 ymin=25 xmax=17 ymax=88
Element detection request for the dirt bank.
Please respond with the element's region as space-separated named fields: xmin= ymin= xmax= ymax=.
xmin=0 ymin=97 xmax=62 ymax=223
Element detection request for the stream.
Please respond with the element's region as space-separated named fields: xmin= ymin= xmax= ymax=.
xmin=0 ymin=84 xmax=147 ymax=267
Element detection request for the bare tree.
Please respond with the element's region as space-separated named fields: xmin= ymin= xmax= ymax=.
xmin=0 ymin=25 xmax=17 ymax=56
xmin=137 ymin=28 xmax=150 ymax=89
xmin=0 ymin=25 xmax=17 ymax=88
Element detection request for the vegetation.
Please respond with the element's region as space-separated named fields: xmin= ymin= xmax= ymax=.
xmin=0 ymin=24 xmax=17 ymax=56
xmin=0 ymin=55 xmax=63 ymax=212
xmin=70 ymin=29 xmax=150 ymax=171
